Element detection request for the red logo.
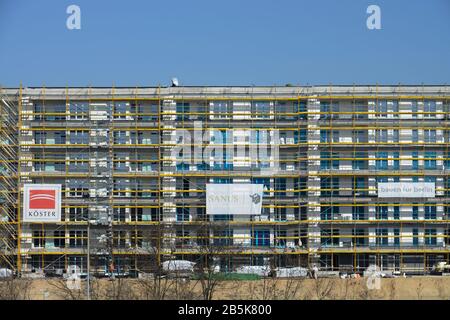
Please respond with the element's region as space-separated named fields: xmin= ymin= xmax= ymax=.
xmin=29 ymin=190 xmax=56 ymax=209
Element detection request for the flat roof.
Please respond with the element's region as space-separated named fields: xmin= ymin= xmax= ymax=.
xmin=1 ymin=85 xmax=449 ymax=99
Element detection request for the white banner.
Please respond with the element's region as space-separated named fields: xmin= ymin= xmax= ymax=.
xmin=23 ymin=184 xmax=62 ymax=222
xmin=378 ymin=182 xmax=435 ymax=198
xmin=206 ymin=184 xmax=263 ymax=215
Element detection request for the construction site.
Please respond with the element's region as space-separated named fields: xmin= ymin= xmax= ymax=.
xmin=0 ymin=84 xmax=449 ymax=281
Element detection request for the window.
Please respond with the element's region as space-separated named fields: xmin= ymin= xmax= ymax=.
xmin=412 ymin=205 xmax=419 ymax=220
xmin=54 ymin=131 xmax=66 ymax=144
xmin=412 ymin=152 xmax=419 ymax=170
xmin=320 ymin=131 xmax=339 ymax=143
xmin=425 ymin=229 xmax=437 ymax=245
xmin=321 ymin=229 xmax=339 ymax=247
xmin=214 ymin=229 xmax=233 ymax=246
xmin=296 ymin=206 xmax=308 ymax=221
xmin=252 ymin=230 xmax=270 ymax=247
xmin=392 ymin=152 xmax=400 ymax=170
xmin=321 ymin=177 xmax=339 ymax=196
xmin=320 ymin=152 xmax=330 ymax=170
xmin=69 ymin=101 xmax=89 ymax=120
xmin=299 ymin=129 xmax=307 ymax=143
xmin=393 ymin=205 xmax=400 ymax=220
xmin=69 ymin=207 xmax=88 ymax=221
xmin=376 ymin=206 xmax=388 ymax=220
xmin=210 ymin=101 xmax=230 ymax=119
xmin=54 ymin=231 xmax=65 ymax=248
xmin=376 ymin=101 xmax=388 ymax=117
xmin=375 ymin=228 xmax=388 ymax=246
xmin=424 ymin=101 xmax=436 ymax=118
xmin=213 ymin=214 xmax=233 ymax=221
xmin=275 ymin=178 xmax=287 ymax=196
xmin=131 ymin=231 xmax=143 ymax=248
xmin=353 ymin=177 xmax=366 ymax=195
xmin=446 ymin=178 xmax=450 ymax=198
xmin=320 ymin=101 xmax=333 ymax=119
xmin=274 ymin=208 xmax=287 ymax=221
xmin=176 ymin=102 xmax=190 ymax=120
xmin=391 ymin=101 xmax=399 ymax=117
xmin=68 ymin=256 xmax=86 ymax=273
xmin=352 ymin=152 xmax=367 ymax=170
xmin=252 ymin=177 xmax=270 ymax=192
xmin=445 ymin=152 xmax=450 ymax=169
xmin=113 ymin=102 xmax=130 ymax=119
xmin=113 ymin=231 xmax=127 ymax=248
xmin=353 ymin=101 xmax=367 ymax=119
xmin=35 ymin=103 xmax=66 ymax=121
xmin=393 ymin=130 xmax=399 ymax=143
xmin=424 ymin=130 xmax=436 ymax=143
xmin=69 ymin=230 xmax=87 ymax=248
xmin=424 ymin=205 xmax=436 ymax=220
xmin=114 ymin=208 xmax=126 ymax=222
xmin=353 ymin=229 xmax=366 ymax=247
xmin=425 ymin=176 xmax=435 ymax=184
xmin=320 ymin=152 xmax=339 ymax=170
xmin=320 ymin=130 xmax=330 ymax=143
xmin=114 ymin=131 xmax=128 ymax=144
xmin=34 ymin=102 xmax=43 ymax=120
xmin=176 ymin=207 xmax=190 ymax=222
xmin=33 ymin=231 xmax=45 ymax=248
xmin=394 ymin=229 xmax=400 ymax=246
xmin=413 ymin=228 xmax=419 ymax=246
xmin=274 ymin=230 xmax=287 ymax=247
xmin=182 ymin=178 xmax=190 ymax=197
xmin=424 ymin=152 xmax=436 ymax=169
xmin=376 ymin=130 xmax=388 ymax=143
xmin=376 ymin=152 xmax=388 ymax=170
xmin=233 ymin=101 xmax=251 ymax=119
xmin=69 ymin=130 xmax=89 ymax=144
xmin=138 ymin=103 xmax=159 ymax=121
xmin=68 ymin=154 xmax=89 ymax=172
xmin=295 ymin=101 xmax=307 ymax=120
xmin=411 ymin=101 xmax=418 ymax=118
xmin=131 ymin=207 xmax=143 ymax=221
xmin=113 ymin=179 xmax=129 ymax=198
xmin=332 ymin=131 xmax=339 ymax=143
xmin=130 ymin=131 xmax=145 ymax=144
xmin=252 ymin=101 xmax=271 ymax=119
xmin=377 ymin=176 xmax=388 ymax=183
xmin=353 ymin=130 xmax=367 ymax=143
xmin=352 ymin=206 xmax=366 ymax=220
xmin=412 ymin=130 xmax=419 ymax=143
xmin=34 ymin=161 xmax=64 ymax=172
xmin=176 ymin=163 xmax=190 ymax=171
xmin=34 ymin=131 xmax=47 ymax=144
xmin=321 ymin=206 xmax=339 ymax=220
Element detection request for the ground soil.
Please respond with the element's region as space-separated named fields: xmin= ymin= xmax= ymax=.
xmin=19 ymin=276 xmax=450 ymax=300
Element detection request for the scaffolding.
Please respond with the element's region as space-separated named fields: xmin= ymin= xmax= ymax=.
xmin=0 ymin=85 xmax=448 ymax=276
xmin=0 ymin=87 xmax=19 ymax=271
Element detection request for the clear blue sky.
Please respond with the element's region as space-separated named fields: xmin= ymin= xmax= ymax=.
xmin=1 ymin=0 xmax=449 ymax=87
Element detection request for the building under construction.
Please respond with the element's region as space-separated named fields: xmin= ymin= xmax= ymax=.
xmin=0 ymin=85 xmax=449 ymax=276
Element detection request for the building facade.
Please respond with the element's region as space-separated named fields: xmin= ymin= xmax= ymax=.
xmin=0 ymin=85 xmax=449 ymax=276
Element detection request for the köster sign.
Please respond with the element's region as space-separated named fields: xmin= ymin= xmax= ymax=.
xmin=23 ymin=184 xmax=62 ymax=222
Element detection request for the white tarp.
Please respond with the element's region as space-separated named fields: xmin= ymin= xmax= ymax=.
xmin=0 ymin=268 xmax=13 ymax=278
xmin=235 ymin=266 xmax=271 ymax=277
xmin=23 ymin=184 xmax=62 ymax=222
xmin=275 ymin=267 xmax=308 ymax=278
xmin=206 ymin=184 xmax=263 ymax=215
xmin=378 ymin=182 xmax=435 ymax=198
xmin=162 ymin=260 xmax=195 ymax=272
